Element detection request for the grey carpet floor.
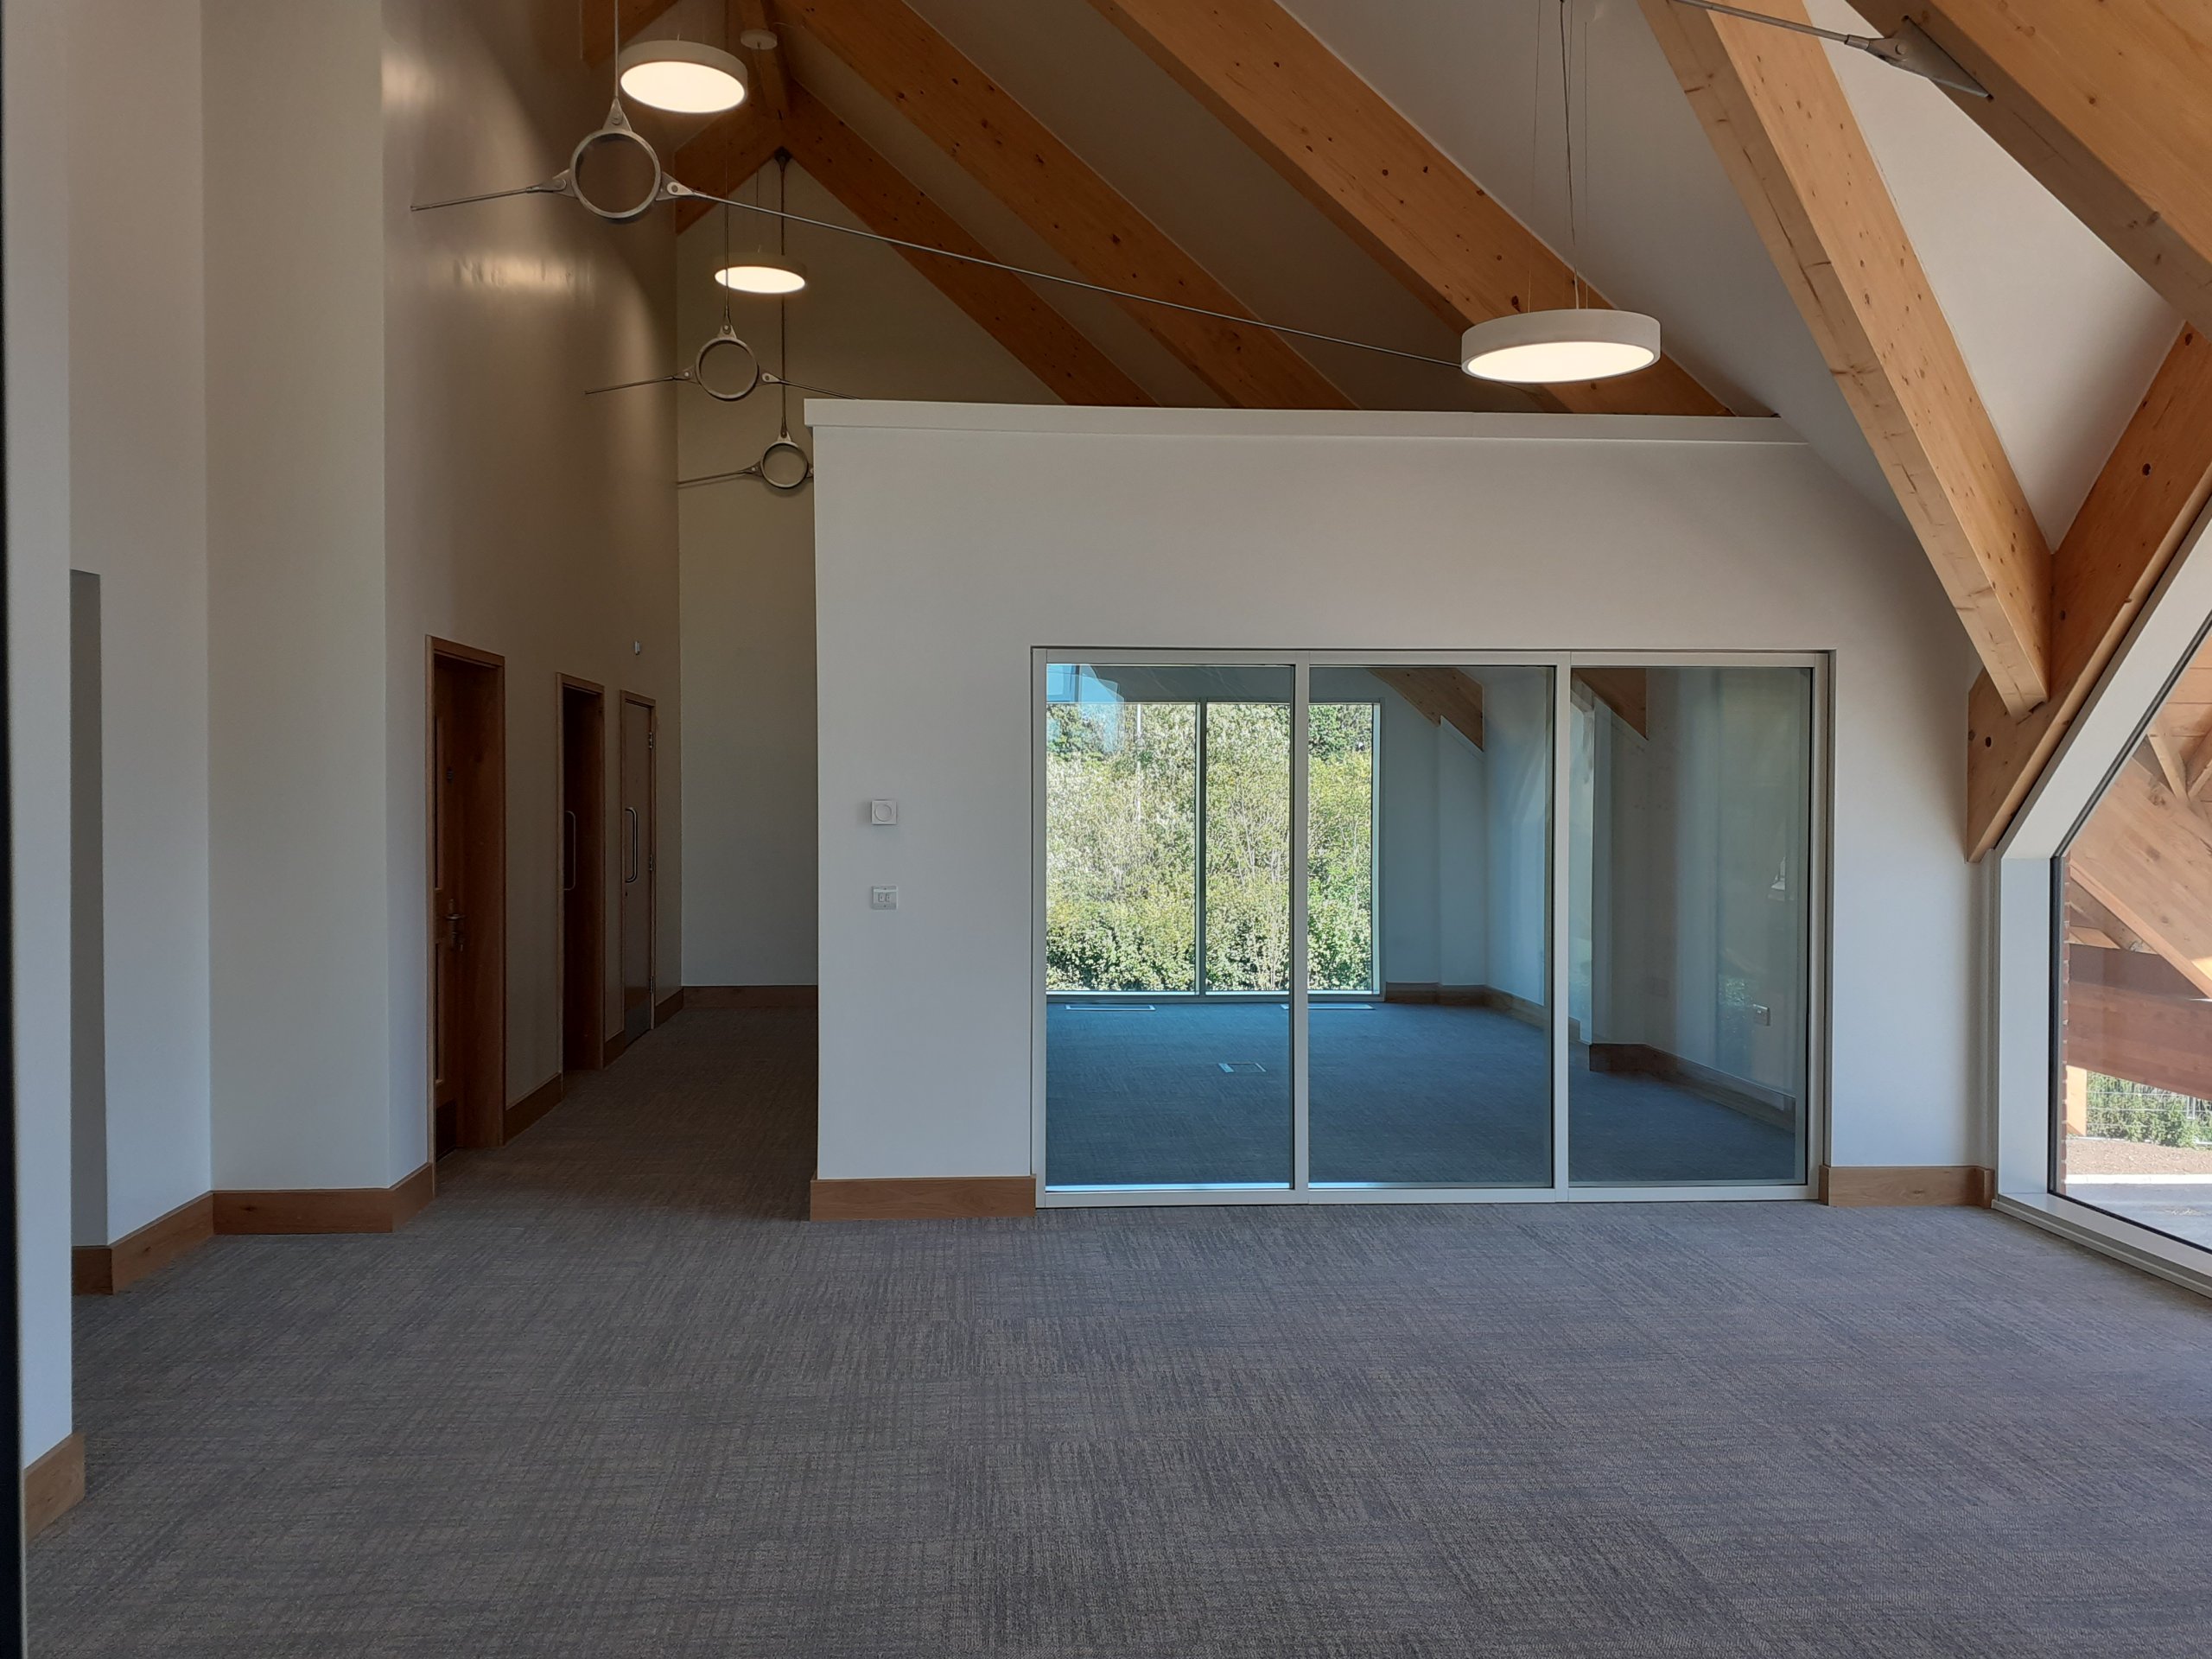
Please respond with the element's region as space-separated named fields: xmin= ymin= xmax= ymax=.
xmin=31 ymin=1008 xmax=2212 ymax=1656
xmin=1047 ymin=1002 xmax=1798 ymax=1187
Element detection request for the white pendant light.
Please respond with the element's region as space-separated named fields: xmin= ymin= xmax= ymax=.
xmin=618 ymin=39 xmax=748 ymax=114
xmin=715 ymin=254 xmax=808 ymax=296
xmin=1460 ymin=308 xmax=1660 ymax=385
xmin=1461 ymin=0 xmax=1659 ymax=389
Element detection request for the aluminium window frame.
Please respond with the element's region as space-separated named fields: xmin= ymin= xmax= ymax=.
xmin=1029 ymin=648 xmax=1832 ymax=1208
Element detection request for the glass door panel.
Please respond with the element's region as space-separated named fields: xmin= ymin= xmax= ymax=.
xmin=1045 ymin=664 xmax=1293 ymax=1188
xmin=1307 ymin=665 xmax=1554 ymax=1186
xmin=1567 ymin=665 xmax=1812 ymax=1185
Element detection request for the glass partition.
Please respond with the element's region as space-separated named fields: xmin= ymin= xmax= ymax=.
xmin=1306 ymin=666 xmax=1554 ymax=1185
xmin=1567 ymin=665 xmax=1814 ymax=1186
xmin=1044 ymin=664 xmax=1294 ymax=1188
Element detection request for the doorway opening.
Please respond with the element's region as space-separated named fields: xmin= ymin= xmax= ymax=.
xmin=619 ymin=691 xmax=658 ymax=1051
xmin=429 ymin=640 xmax=506 ymax=1155
xmin=560 ymin=677 xmax=607 ymax=1073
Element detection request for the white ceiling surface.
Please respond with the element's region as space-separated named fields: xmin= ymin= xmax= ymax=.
xmin=1806 ymin=0 xmax=2176 ymax=543
xmin=799 ymin=0 xmax=1536 ymax=414
xmin=670 ymin=0 xmax=2176 ymax=544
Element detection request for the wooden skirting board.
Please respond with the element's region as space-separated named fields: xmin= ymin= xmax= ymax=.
xmin=654 ymin=988 xmax=686 ymax=1026
xmin=601 ymin=1029 xmax=630 ymax=1067
xmin=72 ymin=1192 xmax=215 ymax=1295
xmin=685 ymin=984 xmax=820 ymax=1009
xmin=213 ymin=1163 xmax=435 ymax=1235
xmin=810 ymin=1175 xmax=1035 ymax=1221
xmin=1820 ymin=1165 xmax=1995 ymax=1207
xmin=504 ymin=1072 xmax=565 ymax=1142
xmin=26 ymin=1432 xmax=86 ymax=1536
xmin=1589 ymin=1042 xmax=1796 ymax=1128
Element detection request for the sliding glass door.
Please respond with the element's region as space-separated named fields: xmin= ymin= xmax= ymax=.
xmin=1044 ymin=664 xmax=1294 ymax=1187
xmin=1038 ymin=653 xmax=1822 ymax=1202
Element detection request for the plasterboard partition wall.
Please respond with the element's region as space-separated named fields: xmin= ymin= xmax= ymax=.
xmin=810 ymin=405 xmax=1979 ymax=1190
xmin=8 ymin=0 xmax=82 ymax=1471
xmin=206 ymin=0 xmax=399 ymax=1191
xmin=675 ymin=162 xmax=1057 ymax=991
xmin=385 ymin=0 xmax=681 ymax=1136
xmin=67 ymin=0 xmax=215 ymax=1249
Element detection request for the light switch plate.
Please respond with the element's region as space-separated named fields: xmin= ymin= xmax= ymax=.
xmin=870 ymin=886 xmax=899 ymax=911
xmin=869 ymin=799 xmax=899 ymax=826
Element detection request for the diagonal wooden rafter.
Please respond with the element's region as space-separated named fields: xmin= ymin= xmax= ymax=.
xmin=1639 ymin=0 xmax=2051 ymax=717
xmin=2069 ymin=754 xmax=2212 ymax=1000
xmin=672 ymin=92 xmax=1154 ymax=407
xmin=1085 ymin=0 xmax=1727 ymax=418
xmin=1854 ymin=2 xmax=2212 ymax=337
xmin=730 ymin=0 xmax=790 ymax=115
xmin=1965 ymin=326 xmax=2212 ymax=857
xmin=772 ymin=0 xmax=1351 ymax=410
xmin=1372 ymin=669 xmax=1485 ymax=750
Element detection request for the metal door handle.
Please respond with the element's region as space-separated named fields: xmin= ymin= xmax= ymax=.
xmin=563 ymin=810 xmax=578 ymax=893
xmin=625 ymin=806 xmax=639 ymax=882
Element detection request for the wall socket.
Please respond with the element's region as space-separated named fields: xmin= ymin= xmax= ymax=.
xmin=870 ymin=886 xmax=899 ymax=911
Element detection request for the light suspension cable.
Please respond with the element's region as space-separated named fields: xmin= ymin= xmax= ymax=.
xmin=669 ymin=183 xmax=1465 ymax=373
xmin=1668 ymin=1 xmax=1988 ymax=96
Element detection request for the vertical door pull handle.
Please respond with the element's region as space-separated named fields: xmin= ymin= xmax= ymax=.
xmin=625 ymin=807 xmax=639 ymax=882
xmin=563 ymin=810 xmax=578 ymax=893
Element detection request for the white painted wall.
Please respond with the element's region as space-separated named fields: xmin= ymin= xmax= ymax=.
xmin=68 ymin=0 xmax=215 ymax=1243
xmin=385 ymin=0 xmax=681 ymax=1150
xmin=677 ymin=162 xmax=1053 ymax=989
xmin=8 ymin=0 xmax=79 ymax=1467
xmin=205 ymin=0 xmax=396 ymax=1190
xmin=813 ymin=406 xmax=1979 ymax=1180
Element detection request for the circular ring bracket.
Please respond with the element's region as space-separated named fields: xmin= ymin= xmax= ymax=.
xmin=567 ymin=122 xmax=664 ymax=223
xmin=693 ymin=333 xmax=763 ymax=403
xmin=760 ymin=438 xmax=812 ymax=492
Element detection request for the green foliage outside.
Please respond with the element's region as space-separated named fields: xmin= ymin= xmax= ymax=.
xmin=2083 ymin=1073 xmax=2212 ymax=1149
xmin=1045 ymin=698 xmax=1374 ymax=994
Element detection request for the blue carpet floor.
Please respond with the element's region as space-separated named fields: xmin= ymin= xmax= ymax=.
xmin=1046 ymin=1001 xmax=1800 ymax=1187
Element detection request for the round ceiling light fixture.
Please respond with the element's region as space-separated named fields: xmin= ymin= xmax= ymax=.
xmin=715 ymin=253 xmax=808 ymax=296
xmin=617 ymin=39 xmax=748 ymax=115
xmin=1459 ymin=308 xmax=1661 ymax=385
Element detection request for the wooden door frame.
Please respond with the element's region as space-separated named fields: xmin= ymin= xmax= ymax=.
xmin=557 ymin=674 xmax=608 ymax=1071
xmin=427 ymin=637 xmax=507 ymax=1154
xmin=620 ymin=690 xmax=658 ymax=1033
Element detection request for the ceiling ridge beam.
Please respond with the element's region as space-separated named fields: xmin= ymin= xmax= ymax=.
xmin=1085 ymin=0 xmax=1726 ymax=418
xmin=1855 ymin=1 xmax=2212 ymax=336
xmin=1967 ymin=324 xmax=2212 ymax=856
xmin=772 ymin=0 xmax=1352 ymax=410
xmin=1640 ymin=0 xmax=2052 ymax=717
xmin=672 ymin=91 xmax=1156 ymax=408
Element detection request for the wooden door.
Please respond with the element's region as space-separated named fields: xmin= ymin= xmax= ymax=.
xmin=429 ymin=643 xmax=506 ymax=1154
xmin=561 ymin=679 xmax=607 ymax=1071
xmin=619 ymin=693 xmax=657 ymax=1045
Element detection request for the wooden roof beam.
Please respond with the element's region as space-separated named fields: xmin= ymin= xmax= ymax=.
xmin=1086 ymin=0 xmax=1726 ymax=418
xmin=773 ymin=0 xmax=1350 ymax=410
xmin=672 ymin=91 xmax=1154 ymax=408
xmin=1855 ymin=2 xmax=2212 ymax=335
xmin=1372 ymin=669 xmax=1485 ymax=750
xmin=1965 ymin=326 xmax=2212 ymax=856
xmin=2069 ymin=754 xmax=2212 ymax=1000
xmin=1639 ymin=0 xmax=2051 ymax=718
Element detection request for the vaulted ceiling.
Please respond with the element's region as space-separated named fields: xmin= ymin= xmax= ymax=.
xmin=613 ymin=0 xmax=2212 ymax=857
